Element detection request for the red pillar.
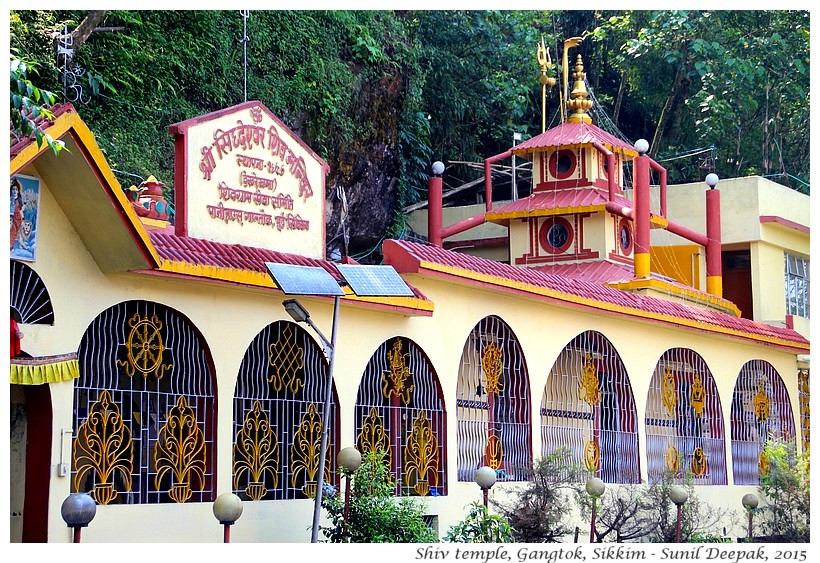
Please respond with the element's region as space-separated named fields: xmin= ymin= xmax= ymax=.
xmin=633 ymin=154 xmax=651 ymax=279
xmin=428 ymin=175 xmax=443 ymax=247
xmin=705 ymin=188 xmax=722 ymax=298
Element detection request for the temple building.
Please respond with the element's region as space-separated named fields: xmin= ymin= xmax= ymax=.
xmin=9 ymin=47 xmax=809 ymax=543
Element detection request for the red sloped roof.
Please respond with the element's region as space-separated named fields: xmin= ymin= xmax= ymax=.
xmin=512 ymin=121 xmax=638 ymax=155
xmin=383 ymin=239 xmax=809 ymax=351
xmin=487 ymin=187 xmax=632 ymax=219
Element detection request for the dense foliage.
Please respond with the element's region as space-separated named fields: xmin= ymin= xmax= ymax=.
xmin=758 ymin=439 xmax=810 ymax=542
xmin=10 ymin=10 xmax=810 ymax=256
xmin=443 ymin=501 xmax=515 ymax=543
xmin=319 ymin=450 xmax=437 ymax=543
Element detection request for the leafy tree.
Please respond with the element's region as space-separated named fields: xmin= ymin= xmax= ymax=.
xmin=443 ymin=501 xmax=514 ymax=543
xmin=758 ymin=439 xmax=810 ymax=542
xmin=319 ymin=450 xmax=437 ymax=543
xmin=576 ymin=483 xmax=659 ymax=542
xmin=494 ymin=448 xmax=585 ymax=542
xmin=9 ymin=52 xmax=64 ymax=155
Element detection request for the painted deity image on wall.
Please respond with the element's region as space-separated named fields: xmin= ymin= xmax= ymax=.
xmin=10 ymin=175 xmax=40 ymax=261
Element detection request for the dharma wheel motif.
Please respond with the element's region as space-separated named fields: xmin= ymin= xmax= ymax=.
xmin=117 ymin=313 xmax=173 ymax=379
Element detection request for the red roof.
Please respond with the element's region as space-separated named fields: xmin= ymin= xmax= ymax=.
xmin=383 ymin=239 xmax=809 ymax=351
xmin=512 ymin=121 xmax=638 ymax=155
xmin=10 ymin=103 xmax=77 ymax=158
xmin=487 ymin=187 xmax=631 ymax=219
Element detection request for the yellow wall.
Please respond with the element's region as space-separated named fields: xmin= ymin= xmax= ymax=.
xmin=16 ymin=165 xmax=807 ymax=543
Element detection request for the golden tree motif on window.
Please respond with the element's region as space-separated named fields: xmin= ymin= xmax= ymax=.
xmin=153 ymin=395 xmax=206 ymax=503
xmin=584 ymin=438 xmax=600 ymax=472
xmin=73 ymin=389 xmax=133 ymax=505
xmin=404 ymin=410 xmax=439 ymax=496
xmin=481 ymin=341 xmax=504 ymax=394
xmin=291 ymin=403 xmax=330 ymax=498
xmin=117 ymin=313 xmax=173 ymax=379
xmin=578 ymin=353 xmax=600 ymax=406
xmin=666 ymin=444 xmax=680 ymax=474
xmin=382 ymin=339 xmax=414 ymax=405
xmin=233 ymin=400 xmax=279 ymax=501
xmin=662 ymin=366 xmax=677 ymax=416
xmin=356 ymin=407 xmax=392 ymax=469
xmin=268 ymin=324 xmax=305 ymax=394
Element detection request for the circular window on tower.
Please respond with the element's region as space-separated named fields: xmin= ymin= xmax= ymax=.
xmin=548 ymin=149 xmax=577 ymax=180
xmin=539 ymin=217 xmax=574 ymax=254
xmin=618 ymin=218 xmax=633 ymax=255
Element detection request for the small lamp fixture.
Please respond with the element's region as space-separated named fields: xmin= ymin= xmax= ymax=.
xmin=432 ymin=161 xmax=445 ymax=176
xmin=475 ymin=465 xmax=497 ymax=508
xmin=213 ymin=492 xmax=244 ymax=543
xmin=585 ymin=477 xmax=605 ymax=543
xmin=283 ymin=299 xmax=311 ymax=323
xmin=742 ymin=493 xmax=758 ymax=542
xmin=61 ymin=492 xmax=97 ymax=543
xmin=705 ymin=173 xmax=719 ymax=189
xmin=634 ymin=139 xmax=650 ymax=155
xmin=669 ymin=485 xmax=689 ymax=543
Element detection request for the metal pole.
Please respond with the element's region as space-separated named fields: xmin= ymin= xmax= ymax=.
xmin=512 ymin=134 xmax=518 ymax=201
xmin=482 ymin=488 xmax=489 ymax=509
xmin=343 ymin=476 xmax=351 ymax=541
xmin=747 ymin=511 xmax=753 ymax=542
xmin=589 ymin=498 xmax=596 ymax=543
xmin=223 ymin=523 xmax=231 ymax=544
xmin=309 ymin=295 xmax=340 ymax=543
xmin=675 ymin=504 xmax=682 ymax=543
xmin=73 ymin=527 xmax=82 ymax=544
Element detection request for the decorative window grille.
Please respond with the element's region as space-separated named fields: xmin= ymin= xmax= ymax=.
xmin=232 ymin=321 xmax=339 ymax=501
xmin=354 ymin=336 xmax=447 ymax=496
xmin=73 ymin=300 xmax=216 ymax=504
xmin=645 ymin=348 xmax=727 ymax=485
xmin=731 ymin=360 xmax=796 ymax=485
xmin=456 ymin=316 xmax=531 ymax=482
xmin=10 ymin=260 xmax=55 ymax=325
xmin=785 ymin=253 xmax=809 ymax=318
xmin=798 ymin=369 xmax=810 ymax=453
xmin=540 ymin=331 xmax=640 ymax=484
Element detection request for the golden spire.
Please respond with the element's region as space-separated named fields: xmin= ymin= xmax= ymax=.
xmin=536 ymin=36 xmax=556 ymax=133
xmin=561 ymin=37 xmax=583 ymax=123
xmin=566 ymin=54 xmax=593 ymax=124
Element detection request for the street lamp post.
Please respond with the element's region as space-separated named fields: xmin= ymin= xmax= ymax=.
xmin=283 ymin=297 xmax=340 ymax=543
xmin=585 ymin=477 xmax=605 ymax=543
xmin=742 ymin=493 xmax=759 ymax=543
xmin=475 ymin=466 xmax=497 ymax=509
xmin=213 ymin=492 xmax=243 ymax=543
xmin=669 ymin=485 xmax=689 ymax=543
xmin=60 ymin=492 xmax=96 ymax=543
xmin=338 ymin=446 xmax=362 ymax=541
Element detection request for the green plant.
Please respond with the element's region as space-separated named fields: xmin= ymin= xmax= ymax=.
xmin=758 ymin=439 xmax=810 ymax=542
xmin=444 ymin=501 xmax=514 ymax=543
xmin=495 ymin=448 xmax=585 ymax=542
xmin=10 ymin=51 xmax=65 ymax=155
xmin=319 ymin=450 xmax=437 ymax=543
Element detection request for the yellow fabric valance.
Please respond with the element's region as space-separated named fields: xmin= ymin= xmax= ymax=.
xmin=10 ymin=353 xmax=79 ymax=385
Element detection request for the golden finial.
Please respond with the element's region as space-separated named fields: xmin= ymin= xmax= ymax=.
xmin=561 ymin=37 xmax=583 ymax=123
xmin=536 ymin=36 xmax=556 ymax=133
xmin=566 ymin=54 xmax=593 ymax=124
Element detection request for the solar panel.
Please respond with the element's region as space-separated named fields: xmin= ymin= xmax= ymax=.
xmin=265 ymin=263 xmax=345 ymax=296
xmin=336 ymin=264 xmax=414 ymax=297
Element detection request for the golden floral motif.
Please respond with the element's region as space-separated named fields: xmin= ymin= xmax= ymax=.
xmin=665 ymin=444 xmax=680 ymax=474
xmin=356 ymin=407 xmax=392 ymax=469
xmin=117 ymin=313 xmax=173 ymax=379
xmin=268 ymin=324 xmax=305 ymax=394
xmin=690 ymin=372 xmax=705 ymax=418
xmin=481 ymin=341 xmax=504 ymax=394
xmin=759 ymin=449 xmax=770 ymax=478
xmin=290 ymin=403 xmax=330 ymax=498
xmin=233 ymin=401 xmax=279 ymax=500
xmin=382 ymin=339 xmax=414 ymax=405
xmin=153 ymin=395 xmax=207 ymax=503
xmin=584 ymin=439 xmax=600 ymax=472
xmin=404 ymin=410 xmax=439 ymax=496
xmin=578 ymin=353 xmax=600 ymax=406
xmin=72 ymin=390 xmax=133 ymax=505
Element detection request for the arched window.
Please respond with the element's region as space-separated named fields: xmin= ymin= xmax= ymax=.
xmin=731 ymin=360 xmax=795 ymax=485
xmin=354 ymin=336 xmax=447 ymax=496
xmin=456 ymin=316 xmax=531 ymax=482
xmin=646 ymin=348 xmax=727 ymax=485
xmin=541 ymin=330 xmax=640 ymax=483
xmin=73 ymin=300 xmax=216 ymax=504
xmin=232 ymin=320 xmax=339 ymax=500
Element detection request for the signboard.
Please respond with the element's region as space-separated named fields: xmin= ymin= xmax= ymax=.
xmin=171 ymin=102 xmax=328 ymax=258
